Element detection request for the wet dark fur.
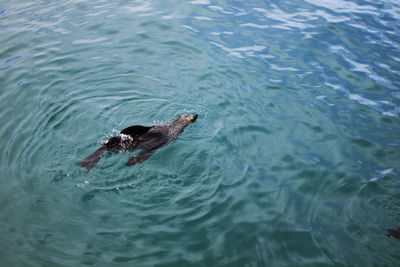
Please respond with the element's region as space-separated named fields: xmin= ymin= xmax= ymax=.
xmin=79 ymin=114 xmax=198 ymax=171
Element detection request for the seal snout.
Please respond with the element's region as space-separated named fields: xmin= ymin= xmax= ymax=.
xmin=178 ymin=113 xmax=198 ymax=123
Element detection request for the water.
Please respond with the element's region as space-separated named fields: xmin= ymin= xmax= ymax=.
xmin=1 ymin=0 xmax=400 ymax=265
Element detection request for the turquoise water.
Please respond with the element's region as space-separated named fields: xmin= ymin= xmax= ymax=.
xmin=1 ymin=0 xmax=400 ymax=265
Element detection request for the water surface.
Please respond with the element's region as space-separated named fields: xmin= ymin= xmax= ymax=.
xmin=1 ymin=0 xmax=400 ymax=266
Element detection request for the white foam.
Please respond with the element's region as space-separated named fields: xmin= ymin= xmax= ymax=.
xmin=182 ymin=25 xmax=199 ymax=32
xmin=210 ymin=42 xmax=266 ymax=59
xmin=379 ymin=168 xmax=393 ymax=175
xmin=120 ymin=134 xmax=133 ymax=141
xmin=349 ymin=94 xmax=377 ymax=106
xmin=73 ymin=37 xmax=107 ymax=44
xmin=189 ymin=0 xmax=210 ymax=4
xmin=240 ymin=23 xmax=269 ymax=29
xmin=194 ymin=16 xmax=213 ymax=21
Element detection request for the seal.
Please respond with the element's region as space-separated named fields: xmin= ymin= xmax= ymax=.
xmin=79 ymin=114 xmax=198 ymax=171
xmin=387 ymin=227 xmax=400 ymax=239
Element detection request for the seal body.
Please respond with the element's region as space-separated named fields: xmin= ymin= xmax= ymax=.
xmin=79 ymin=114 xmax=197 ymax=171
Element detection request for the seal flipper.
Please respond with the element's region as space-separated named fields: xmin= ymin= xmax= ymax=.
xmin=121 ymin=125 xmax=151 ymax=137
xmin=80 ymin=147 xmax=106 ymax=171
xmin=126 ymin=150 xmax=154 ymax=166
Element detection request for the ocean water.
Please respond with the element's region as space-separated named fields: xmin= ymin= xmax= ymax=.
xmin=1 ymin=0 xmax=400 ymax=266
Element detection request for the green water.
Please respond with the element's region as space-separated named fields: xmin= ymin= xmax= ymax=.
xmin=1 ymin=0 xmax=400 ymax=266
